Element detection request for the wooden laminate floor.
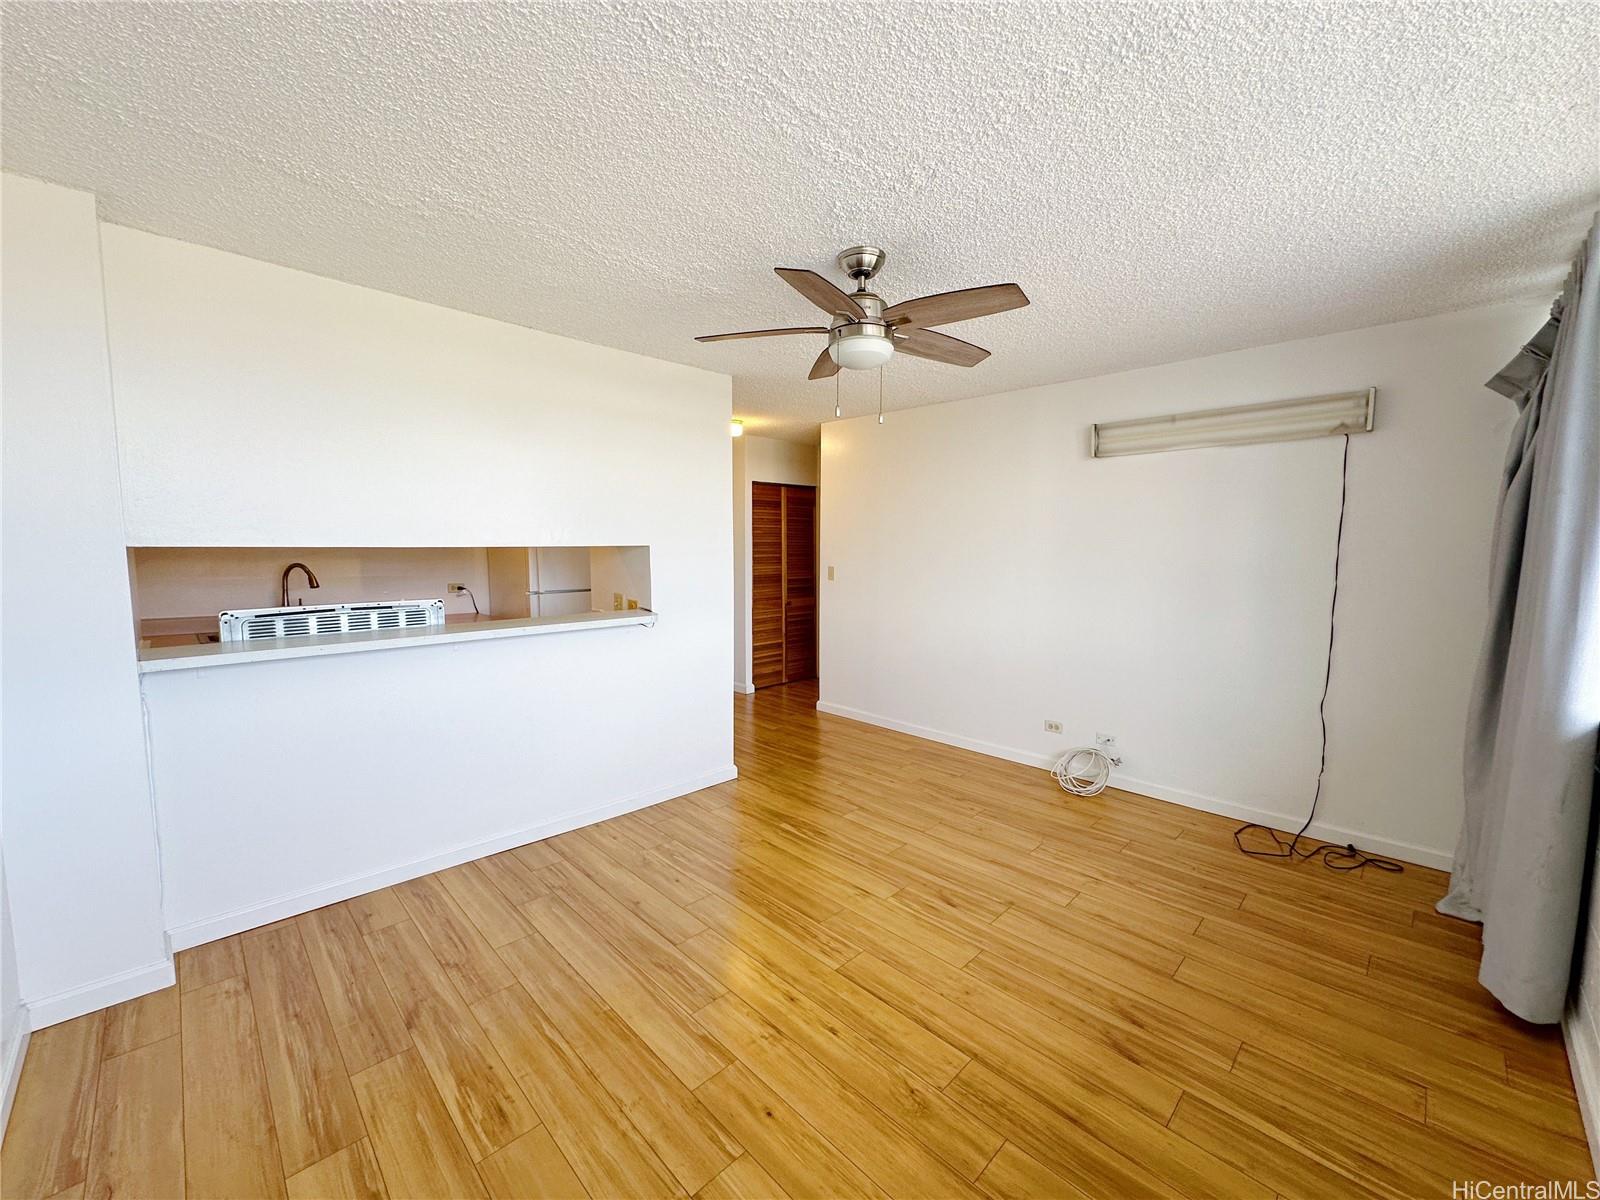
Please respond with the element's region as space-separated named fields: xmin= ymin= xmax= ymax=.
xmin=3 ymin=681 xmax=1591 ymax=1199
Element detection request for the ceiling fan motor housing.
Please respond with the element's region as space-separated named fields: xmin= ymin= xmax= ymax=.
xmin=828 ymin=281 xmax=895 ymax=370
xmin=836 ymin=245 xmax=887 ymax=284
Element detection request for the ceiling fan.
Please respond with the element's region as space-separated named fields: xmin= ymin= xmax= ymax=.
xmin=696 ymin=246 xmax=1029 ymax=380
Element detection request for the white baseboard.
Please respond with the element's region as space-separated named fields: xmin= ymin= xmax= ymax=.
xmin=815 ymin=701 xmax=1057 ymax=770
xmin=1109 ymin=770 xmax=1453 ymax=871
xmin=1 ymin=1021 xmax=30 ymax=1138
xmin=1565 ymin=999 xmax=1600 ymax=1179
xmin=734 ymin=682 xmax=756 ymax=694
xmin=24 ymin=958 xmax=176 ymax=1032
xmin=165 ymin=763 xmax=738 ymax=951
xmin=813 ymin=700 xmax=1451 ymax=871
xmin=18 ymin=765 xmax=739 ymax=1035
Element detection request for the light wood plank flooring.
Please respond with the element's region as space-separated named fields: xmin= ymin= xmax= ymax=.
xmin=3 ymin=681 xmax=1590 ymax=1198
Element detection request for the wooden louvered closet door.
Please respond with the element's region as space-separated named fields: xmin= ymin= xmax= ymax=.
xmin=782 ymin=485 xmax=817 ymax=682
xmin=750 ymin=482 xmax=817 ymax=688
xmin=751 ymin=483 xmax=786 ymax=688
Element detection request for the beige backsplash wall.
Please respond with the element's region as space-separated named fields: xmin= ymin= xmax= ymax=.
xmin=129 ymin=546 xmax=493 ymax=619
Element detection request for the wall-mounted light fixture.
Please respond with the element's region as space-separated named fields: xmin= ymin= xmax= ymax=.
xmin=1091 ymin=389 xmax=1375 ymax=458
xmin=730 ymin=419 xmax=744 ymax=438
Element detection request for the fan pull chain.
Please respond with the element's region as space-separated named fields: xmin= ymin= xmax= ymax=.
xmin=834 ymin=370 xmax=841 ymax=419
xmin=877 ymin=366 xmax=885 ymax=424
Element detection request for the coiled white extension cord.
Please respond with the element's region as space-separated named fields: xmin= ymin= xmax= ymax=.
xmin=1051 ymin=747 xmax=1114 ymax=796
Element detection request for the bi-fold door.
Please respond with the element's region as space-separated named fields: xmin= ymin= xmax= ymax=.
xmin=752 ymin=482 xmax=816 ymax=688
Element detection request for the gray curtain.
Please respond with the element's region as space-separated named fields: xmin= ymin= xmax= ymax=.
xmin=1439 ymin=212 xmax=1600 ymax=1024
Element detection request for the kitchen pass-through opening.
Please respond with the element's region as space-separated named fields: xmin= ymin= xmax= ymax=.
xmin=126 ymin=545 xmax=652 ymax=648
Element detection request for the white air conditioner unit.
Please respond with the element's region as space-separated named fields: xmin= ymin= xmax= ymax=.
xmin=1091 ymin=389 xmax=1376 ymax=458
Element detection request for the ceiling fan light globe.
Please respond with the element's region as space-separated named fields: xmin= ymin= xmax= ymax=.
xmin=828 ymin=327 xmax=895 ymax=370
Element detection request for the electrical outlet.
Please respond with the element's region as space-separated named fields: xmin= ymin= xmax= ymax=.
xmin=447 ymin=583 xmax=465 ymax=594
xmin=827 ymin=565 xmax=835 ymax=581
xmin=612 ymin=592 xmax=624 ymax=611
xmin=1044 ymin=720 xmax=1062 ymax=734
xmin=627 ymin=598 xmax=639 ymax=610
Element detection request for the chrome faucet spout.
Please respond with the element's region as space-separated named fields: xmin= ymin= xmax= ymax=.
xmin=281 ymin=562 xmax=320 ymax=607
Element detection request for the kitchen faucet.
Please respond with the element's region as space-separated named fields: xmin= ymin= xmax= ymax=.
xmin=281 ymin=562 xmax=320 ymax=607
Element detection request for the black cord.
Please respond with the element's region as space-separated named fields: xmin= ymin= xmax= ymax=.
xmin=457 ymin=586 xmax=481 ymax=615
xmin=1233 ymin=434 xmax=1403 ymax=875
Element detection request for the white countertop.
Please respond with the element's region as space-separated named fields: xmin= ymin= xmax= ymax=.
xmin=137 ymin=609 xmax=656 ymax=673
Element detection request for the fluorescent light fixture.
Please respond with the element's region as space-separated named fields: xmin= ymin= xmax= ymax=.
xmin=730 ymin=419 xmax=744 ymax=438
xmin=1091 ymin=389 xmax=1376 ymax=458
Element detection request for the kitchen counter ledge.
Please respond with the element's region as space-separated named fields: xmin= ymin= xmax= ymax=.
xmin=137 ymin=609 xmax=656 ymax=673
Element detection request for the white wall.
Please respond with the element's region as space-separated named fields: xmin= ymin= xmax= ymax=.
xmin=820 ymin=303 xmax=1545 ymax=867
xmin=590 ymin=546 xmax=653 ymax=614
xmin=1566 ymin=864 xmax=1600 ymax=1173
xmin=0 ymin=857 xmax=27 ymax=1132
xmin=130 ymin=546 xmax=494 ymax=619
xmin=98 ymin=225 xmax=733 ymax=945
xmin=732 ymin=435 xmax=819 ymax=691
xmin=0 ymin=177 xmax=172 ymax=1026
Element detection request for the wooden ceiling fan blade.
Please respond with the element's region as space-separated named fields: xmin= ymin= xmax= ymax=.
xmin=895 ymin=327 xmax=990 ymax=367
xmin=775 ymin=268 xmax=865 ymax=319
xmin=695 ymin=326 xmax=828 ymax=342
xmin=882 ymin=282 xmax=1028 ymax=329
xmin=808 ymin=347 xmax=841 ymax=380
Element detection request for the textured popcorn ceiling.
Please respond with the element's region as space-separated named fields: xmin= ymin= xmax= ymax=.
xmin=3 ymin=3 xmax=1596 ymax=442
